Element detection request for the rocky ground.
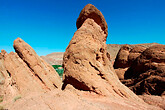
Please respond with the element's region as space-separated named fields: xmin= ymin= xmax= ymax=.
xmin=0 ymin=4 xmax=164 ymax=110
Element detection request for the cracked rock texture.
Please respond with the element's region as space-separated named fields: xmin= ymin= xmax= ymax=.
xmin=62 ymin=4 xmax=143 ymax=102
xmin=13 ymin=38 xmax=62 ymax=90
xmin=0 ymin=3 xmax=163 ymax=110
xmin=124 ymin=45 xmax=165 ymax=95
xmin=76 ymin=4 xmax=108 ymax=37
xmin=0 ymin=38 xmax=62 ymax=103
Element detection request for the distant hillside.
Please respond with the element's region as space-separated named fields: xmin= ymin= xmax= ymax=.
xmin=40 ymin=52 xmax=64 ymax=65
xmin=41 ymin=43 xmax=161 ymax=65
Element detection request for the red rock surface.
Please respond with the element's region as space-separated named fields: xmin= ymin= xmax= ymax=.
xmin=76 ymin=4 xmax=108 ymax=37
xmin=7 ymin=89 xmax=160 ymax=110
xmin=139 ymin=95 xmax=165 ymax=109
xmin=114 ymin=44 xmax=130 ymax=69
xmin=0 ymin=38 xmax=62 ymax=105
xmin=14 ymin=38 xmax=62 ymax=90
xmin=3 ymin=52 xmax=46 ymax=95
xmin=121 ymin=45 xmax=165 ymax=96
xmin=0 ymin=3 xmax=163 ymax=110
xmin=63 ymin=4 xmax=145 ymax=104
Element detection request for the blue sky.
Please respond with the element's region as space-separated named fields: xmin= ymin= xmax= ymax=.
xmin=0 ymin=0 xmax=165 ymax=56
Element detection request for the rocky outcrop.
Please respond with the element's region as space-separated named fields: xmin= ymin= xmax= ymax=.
xmin=3 ymin=52 xmax=46 ymax=95
xmin=123 ymin=45 xmax=165 ymax=95
xmin=0 ymin=38 xmax=62 ymax=104
xmin=0 ymin=50 xmax=19 ymax=102
xmin=113 ymin=45 xmax=146 ymax=79
xmin=76 ymin=4 xmax=108 ymax=37
xmin=114 ymin=44 xmax=130 ymax=69
xmin=63 ymin=4 xmax=144 ymax=103
xmin=1 ymin=3 xmax=164 ymax=110
xmin=128 ymin=46 xmax=146 ymax=65
xmin=114 ymin=45 xmax=146 ymax=69
xmin=13 ymin=38 xmax=62 ymax=90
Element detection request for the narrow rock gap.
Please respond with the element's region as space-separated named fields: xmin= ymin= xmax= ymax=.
xmin=6 ymin=70 xmax=11 ymax=77
xmin=53 ymin=84 xmax=58 ymax=88
xmin=62 ymin=76 xmax=91 ymax=91
xmin=35 ymin=74 xmax=44 ymax=84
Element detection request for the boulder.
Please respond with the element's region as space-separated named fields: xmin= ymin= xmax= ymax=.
xmin=128 ymin=46 xmax=146 ymax=65
xmin=124 ymin=45 xmax=165 ymax=95
xmin=76 ymin=4 xmax=108 ymax=37
xmin=114 ymin=44 xmax=130 ymax=69
xmin=113 ymin=46 xmax=146 ymax=80
xmin=13 ymin=38 xmax=62 ymax=90
xmin=115 ymin=68 xmax=128 ymax=80
xmin=125 ymin=45 xmax=165 ymax=79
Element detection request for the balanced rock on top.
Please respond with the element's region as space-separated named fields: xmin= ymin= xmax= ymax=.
xmin=76 ymin=4 xmax=108 ymax=37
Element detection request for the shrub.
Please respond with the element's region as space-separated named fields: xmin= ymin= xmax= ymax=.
xmin=52 ymin=65 xmax=64 ymax=78
xmin=0 ymin=96 xmax=3 ymax=103
xmin=13 ymin=95 xmax=21 ymax=102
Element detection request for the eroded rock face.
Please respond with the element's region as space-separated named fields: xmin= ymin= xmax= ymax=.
xmin=13 ymin=38 xmax=62 ymax=90
xmin=3 ymin=52 xmax=46 ymax=95
xmin=124 ymin=45 xmax=165 ymax=95
xmin=0 ymin=38 xmax=63 ymax=103
xmin=114 ymin=45 xmax=146 ymax=79
xmin=128 ymin=46 xmax=146 ymax=65
xmin=76 ymin=4 xmax=108 ymax=37
xmin=0 ymin=50 xmax=19 ymax=102
xmin=63 ymin=4 xmax=143 ymax=102
xmin=114 ymin=44 xmax=130 ymax=69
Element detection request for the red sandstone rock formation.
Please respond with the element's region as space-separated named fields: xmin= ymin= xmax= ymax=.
xmin=0 ymin=38 xmax=62 ymax=104
xmin=3 ymin=52 xmax=46 ymax=95
xmin=13 ymin=38 xmax=62 ymax=90
xmin=63 ymin=4 xmax=143 ymax=103
xmin=124 ymin=45 xmax=165 ymax=96
xmin=76 ymin=4 xmax=108 ymax=37
xmin=114 ymin=44 xmax=130 ymax=69
xmin=0 ymin=3 xmax=163 ymax=110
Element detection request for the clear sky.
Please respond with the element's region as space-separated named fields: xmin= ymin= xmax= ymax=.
xmin=0 ymin=0 xmax=165 ymax=56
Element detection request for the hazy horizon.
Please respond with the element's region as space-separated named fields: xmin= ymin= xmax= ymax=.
xmin=0 ymin=0 xmax=165 ymax=56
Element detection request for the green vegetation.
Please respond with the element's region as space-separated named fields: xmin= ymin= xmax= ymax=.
xmin=52 ymin=65 xmax=64 ymax=78
xmin=0 ymin=96 xmax=3 ymax=103
xmin=13 ymin=95 xmax=21 ymax=102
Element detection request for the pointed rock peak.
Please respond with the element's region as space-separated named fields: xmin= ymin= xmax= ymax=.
xmin=13 ymin=38 xmax=62 ymax=90
xmin=14 ymin=37 xmax=23 ymax=43
xmin=76 ymin=4 xmax=108 ymax=37
xmin=1 ymin=49 xmax=7 ymax=56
